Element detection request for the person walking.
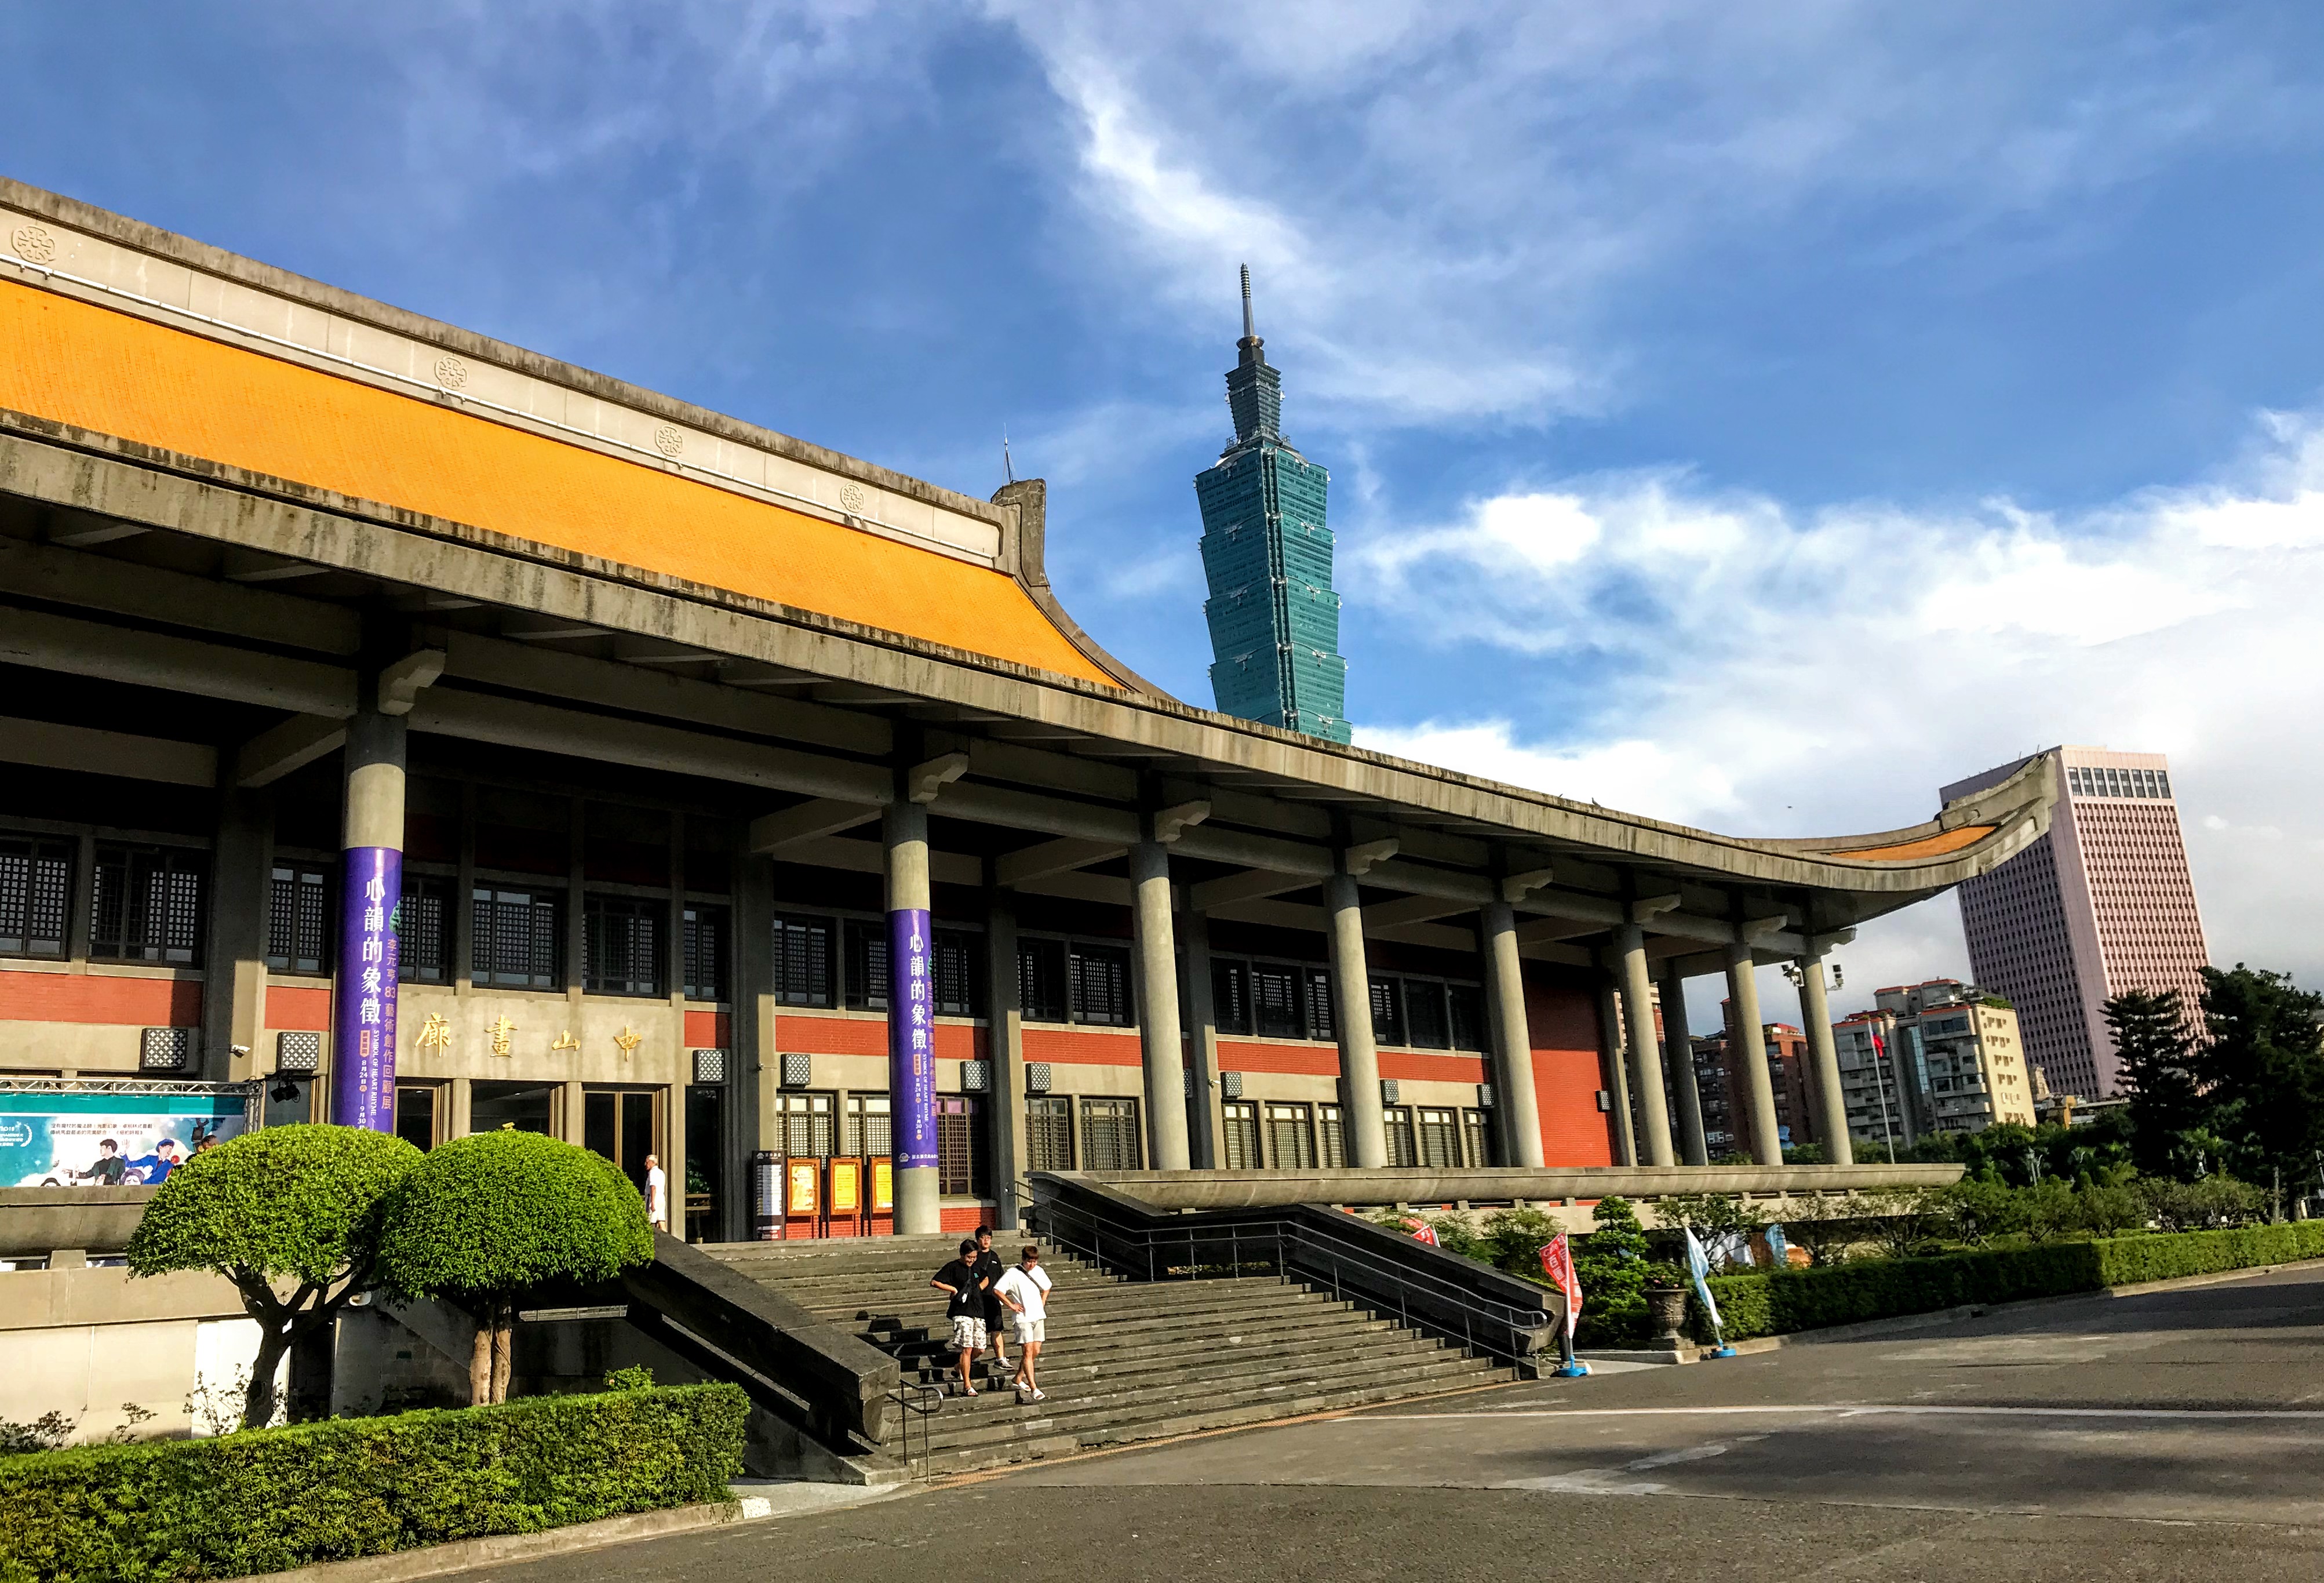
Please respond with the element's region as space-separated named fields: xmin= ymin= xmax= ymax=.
xmin=995 ymin=1244 xmax=1055 ymax=1403
xmin=643 ymin=1153 xmax=669 ymax=1233
xmin=930 ymin=1239 xmax=990 ymax=1396
xmin=971 ymin=1225 xmax=1011 ymax=1375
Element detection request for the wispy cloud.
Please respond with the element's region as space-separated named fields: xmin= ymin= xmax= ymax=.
xmin=1353 ymin=407 xmax=2324 ymax=1019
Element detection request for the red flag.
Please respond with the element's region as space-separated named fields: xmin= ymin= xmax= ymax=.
xmin=1402 ymin=1217 xmax=1440 ymax=1247
xmin=1540 ymin=1233 xmax=1582 ymax=1339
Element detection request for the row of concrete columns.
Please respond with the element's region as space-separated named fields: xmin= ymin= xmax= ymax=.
xmin=1607 ymin=932 xmax=1853 ymax=1170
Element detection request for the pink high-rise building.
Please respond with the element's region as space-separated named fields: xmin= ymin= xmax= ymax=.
xmin=1940 ymin=747 xmax=2210 ymax=1101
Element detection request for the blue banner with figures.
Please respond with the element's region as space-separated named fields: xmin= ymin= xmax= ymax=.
xmin=2 ymin=1090 xmax=251 ymax=1187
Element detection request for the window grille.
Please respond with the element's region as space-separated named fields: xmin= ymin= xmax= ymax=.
xmin=1463 ymin=1108 xmax=1496 ymax=1167
xmin=1019 ymin=939 xmax=1068 ymax=1023
xmin=843 ymin=1093 xmax=892 ymax=1157
xmin=683 ymin=904 xmax=728 ymax=1001
xmin=843 ymin=919 xmax=888 ymax=1010
xmin=1304 ymin=968 xmax=1336 ymax=1041
xmin=1222 ymin=1100 xmax=1262 ymax=1169
xmin=1080 ymin=1097 xmax=1143 ymax=1170
xmin=584 ymin=895 xmax=664 ymax=996
xmin=1448 ymin=983 xmax=1487 ymax=1052
xmin=1383 ymin=1105 xmax=1418 ymax=1168
xmin=266 ymin=863 xmax=331 ymax=975
xmin=1318 ymin=1103 xmax=1347 ymax=1168
xmin=0 ymin=835 xmax=71 ymax=959
xmin=92 ymin=845 xmax=206 ymax=965
xmin=1025 ymin=1096 xmax=1074 ymax=1171
xmin=1254 ymin=964 xmax=1305 ymax=1038
xmin=1416 ymin=1107 xmax=1462 ymax=1169
xmin=1212 ymin=959 xmax=1251 ymax=1035
xmin=934 ymin=930 xmax=979 ymax=1016
xmin=1266 ymin=1102 xmax=1317 ymax=1169
xmin=1368 ymin=976 xmax=1405 ymax=1048
xmin=1405 ymin=981 xmax=1452 ymax=1050
xmin=774 ymin=914 xmax=833 ymax=1006
xmin=1070 ymin=944 xmax=1132 ymax=1026
xmin=936 ymin=1096 xmax=988 ymax=1196
xmin=399 ymin=876 xmax=450 ymax=982
xmin=471 ymin=887 xmax=560 ymax=988
xmin=777 ymin=1091 xmax=836 ymax=1158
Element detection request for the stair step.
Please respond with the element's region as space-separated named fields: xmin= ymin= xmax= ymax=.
xmin=878 ymin=1305 xmax=1401 ymax=1371
xmin=904 ymin=1327 xmax=1466 ymax=1400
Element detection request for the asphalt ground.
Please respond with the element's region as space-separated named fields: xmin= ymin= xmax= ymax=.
xmin=473 ymin=1265 xmax=2324 ymax=1583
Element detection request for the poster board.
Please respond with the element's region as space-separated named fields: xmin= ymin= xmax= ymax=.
xmin=1 ymin=1085 xmax=256 ymax=1187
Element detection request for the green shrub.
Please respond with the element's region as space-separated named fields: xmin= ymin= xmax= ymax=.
xmin=1693 ymin=1222 xmax=2324 ymax=1342
xmin=0 ymin=1383 xmax=745 ymax=1583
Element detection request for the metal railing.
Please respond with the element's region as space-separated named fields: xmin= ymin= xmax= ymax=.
xmin=1021 ymin=1175 xmax=1557 ymax=1373
xmin=885 ymin=1380 xmax=945 ymax=1478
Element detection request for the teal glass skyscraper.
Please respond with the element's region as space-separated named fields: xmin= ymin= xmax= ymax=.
xmin=1196 ymin=269 xmax=1352 ymax=743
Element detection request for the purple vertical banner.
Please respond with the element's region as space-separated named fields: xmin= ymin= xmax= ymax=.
xmin=331 ymin=847 xmax=402 ymax=1131
xmin=887 ymin=907 xmax=938 ymax=1169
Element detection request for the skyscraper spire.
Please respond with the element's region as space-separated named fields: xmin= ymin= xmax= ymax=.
xmin=1240 ymin=263 xmax=1255 ymax=341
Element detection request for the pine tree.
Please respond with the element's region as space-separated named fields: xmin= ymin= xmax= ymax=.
xmin=2191 ymin=965 xmax=2324 ymax=1185
xmin=2104 ymin=988 xmax=2202 ymax=1176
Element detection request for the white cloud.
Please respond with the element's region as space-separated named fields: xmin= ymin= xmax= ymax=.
xmin=1351 ymin=407 xmax=2324 ymax=1024
xmin=989 ymin=2 xmax=2307 ymax=429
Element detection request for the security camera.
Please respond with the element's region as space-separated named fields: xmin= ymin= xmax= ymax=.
xmin=231 ymin=1045 xmax=252 ymax=1057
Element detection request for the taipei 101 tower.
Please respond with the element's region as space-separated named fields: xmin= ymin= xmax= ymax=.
xmin=1194 ymin=268 xmax=1352 ymax=743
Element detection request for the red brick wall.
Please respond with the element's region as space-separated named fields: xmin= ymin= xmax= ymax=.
xmin=0 ymin=970 xmax=202 ymax=1026
xmin=1217 ymin=1038 xmax=1336 ymax=1076
xmin=1525 ymin=966 xmax=1615 ymax=1166
xmin=267 ymin=984 xmax=332 ymax=1031
xmin=775 ymin=1014 xmax=983 ymax=1061
xmin=1022 ymin=1025 xmax=1141 ymax=1067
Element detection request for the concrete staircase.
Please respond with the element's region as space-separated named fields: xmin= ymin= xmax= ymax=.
xmin=704 ymin=1235 xmax=1514 ymax=1476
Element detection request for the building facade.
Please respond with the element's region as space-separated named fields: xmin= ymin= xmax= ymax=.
xmin=1852 ymin=980 xmax=2038 ymax=1139
xmin=1196 ymin=270 xmax=1352 ymax=744
xmin=0 ymin=181 xmax=2058 ymax=1235
xmin=1943 ymin=748 xmax=2210 ymax=1100
xmin=1694 ymin=1018 xmax=1817 ymax=1160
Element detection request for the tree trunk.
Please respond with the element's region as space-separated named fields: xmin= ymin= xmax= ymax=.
xmin=490 ymin=1299 xmax=515 ymax=1404
xmin=468 ymin=1311 xmax=494 ymax=1406
xmin=244 ymin=1322 xmax=290 ymax=1432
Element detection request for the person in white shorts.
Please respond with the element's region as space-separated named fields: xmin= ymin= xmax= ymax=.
xmin=995 ymin=1244 xmax=1055 ymax=1402
xmin=930 ymin=1239 xmax=990 ymax=1396
xmin=643 ymin=1153 xmax=668 ymax=1233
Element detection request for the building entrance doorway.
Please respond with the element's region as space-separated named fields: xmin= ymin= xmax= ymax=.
xmin=584 ymin=1087 xmax=662 ymax=1197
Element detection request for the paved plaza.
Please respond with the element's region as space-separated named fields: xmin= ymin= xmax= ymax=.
xmin=480 ymin=1266 xmax=2324 ymax=1582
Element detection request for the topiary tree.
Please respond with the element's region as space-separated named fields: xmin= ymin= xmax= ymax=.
xmin=374 ymin=1131 xmax=655 ymax=1404
xmin=125 ymin=1124 xmax=422 ymax=1431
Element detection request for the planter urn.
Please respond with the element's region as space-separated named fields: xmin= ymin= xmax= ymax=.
xmin=1645 ymin=1284 xmax=1690 ymax=1346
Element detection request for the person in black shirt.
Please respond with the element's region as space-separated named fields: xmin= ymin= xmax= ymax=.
xmin=971 ymin=1225 xmax=1011 ymax=1374
xmin=929 ymin=1238 xmax=990 ymax=1396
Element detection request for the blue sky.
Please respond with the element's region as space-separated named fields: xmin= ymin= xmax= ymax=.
xmin=9 ymin=3 xmax=2324 ymax=1027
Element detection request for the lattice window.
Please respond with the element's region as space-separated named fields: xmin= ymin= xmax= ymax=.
xmin=1025 ymin=1096 xmax=1074 ymax=1171
xmin=399 ymin=876 xmax=450 ymax=982
xmin=1463 ymin=1109 xmax=1495 ymax=1167
xmin=1211 ymin=959 xmax=1251 ymax=1035
xmin=1070 ymin=944 xmax=1132 ymax=1026
xmin=0 ymin=834 xmax=72 ymax=958
xmin=1383 ymin=1106 xmax=1418 ymax=1168
xmin=936 ymin=1095 xmax=986 ymax=1196
xmin=1266 ymin=1102 xmax=1316 ymax=1169
xmin=1368 ymin=976 xmax=1406 ymax=1048
xmin=267 ymin=863 xmax=331 ymax=975
xmin=1019 ymin=939 xmax=1068 ymax=1024
xmin=1416 ymin=1107 xmax=1461 ymax=1169
xmin=1405 ymin=980 xmax=1451 ymax=1050
xmin=1080 ymin=1097 xmax=1142 ymax=1171
xmin=774 ymin=914 xmax=833 ymax=1006
xmin=1253 ymin=964 xmax=1304 ymax=1039
xmin=777 ymin=1091 xmax=836 ymax=1158
xmin=1318 ymin=1104 xmax=1347 ymax=1169
xmin=91 ymin=844 xmax=206 ymax=965
xmin=683 ymin=904 xmax=728 ymax=1002
xmin=1448 ymin=983 xmax=1487 ymax=1052
xmin=843 ymin=1093 xmax=892 ymax=1158
xmin=584 ymin=895 xmax=663 ymax=997
xmin=472 ymin=887 xmax=560 ymax=988
xmin=1222 ymin=1101 xmax=1262 ymax=1169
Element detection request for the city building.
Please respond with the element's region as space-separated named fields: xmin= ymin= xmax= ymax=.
xmin=1943 ymin=747 xmax=2210 ymax=1100
xmin=1196 ymin=269 xmax=1352 ymax=744
xmin=1694 ymin=1018 xmax=1817 ymax=1159
xmin=0 ymin=179 xmax=2059 ymax=1233
xmin=1863 ymin=980 xmax=2038 ymax=1137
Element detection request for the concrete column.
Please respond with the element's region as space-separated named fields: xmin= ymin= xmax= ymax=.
xmin=1128 ymin=842 xmax=1192 ymax=1171
xmin=1612 ymin=925 xmax=1674 ymax=1167
xmin=453 ymin=782 xmax=478 ymax=995
xmin=330 ymin=708 xmax=406 ymax=1130
xmin=1795 ymin=951 xmax=1853 ymax=1166
xmin=731 ymin=835 xmax=777 ymax=1242
xmin=1178 ymin=907 xmax=1226 ymax=1169
xmin=1658 ymin=962 xmax=1709 ymax=1166
xmin=560 ymin=1079 xmax=586 ymax=1143
xmin=664 ymin=1082 xmax=687 ymax=1240
xmin=1595 ymin=974 xmax=1635 ymax=1166
xmin=883 ymin=800 xmax=940 ymax=1235
xmin=1724 ymin=942 xmax=1782 ymax=1166
xmin=448 ymin=1075 xmax=473 ymax=1140
xmin=984 ymin=891 xmax=1030 ymax=1231
xmin=1323 ymin=872 xmax=1388 ymax=1169
xmin=1479 ymin=901 xmax=1545 ymax=1168
xmin=665 ymin=815 xmax=689 ymax=1239
xmin=203 ymin=786 xmax=269 ymax=1086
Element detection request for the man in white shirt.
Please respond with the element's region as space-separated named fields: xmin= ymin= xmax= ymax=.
xmin=995 ymin=1244 xmax=1055 ymax=1402
xmin=643 ymin=1153 xmax=669 ymax=1233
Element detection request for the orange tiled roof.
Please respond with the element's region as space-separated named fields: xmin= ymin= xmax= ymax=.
xmin=0 ymin=279 xmax=1118 ymax=686
xmin=1816 ymin=824 xmax=1995 ymax=864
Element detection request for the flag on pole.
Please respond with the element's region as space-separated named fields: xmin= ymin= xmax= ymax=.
xmin=1682 ymin=1227 xmax=1724 ymax=1335
xmin=1764 ymin=1221 xmax=1790 ymax=1267
xmin=1539 ymin=1233 xmax=1582 ymax=1340
xmin=1402 ymin=1217 xmax=1440 ymax=1247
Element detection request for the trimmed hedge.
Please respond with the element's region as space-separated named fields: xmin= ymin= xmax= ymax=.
xmin=0 ymin=1382 xmax=747 ymax=1583
xmin=1696 ymin=1222 xmax=2324 ymax=1342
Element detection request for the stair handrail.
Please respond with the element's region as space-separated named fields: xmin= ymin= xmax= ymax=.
xmin=1022 ymin=1174 xmax=1558 ymax=1372
xmin=885 ymin=1378 xmax=945 ymax=1479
